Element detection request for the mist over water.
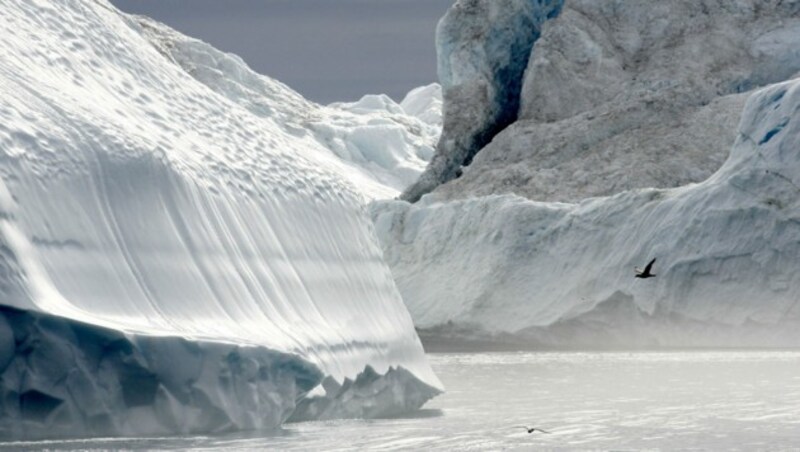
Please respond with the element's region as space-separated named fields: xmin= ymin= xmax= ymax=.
xmin=7 ymin=351 xmax=799 ymax=450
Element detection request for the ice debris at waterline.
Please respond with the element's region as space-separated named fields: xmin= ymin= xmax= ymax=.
xmin=0 ymin=306 xmax=322 ymax=438
xmin=372 ymin=78 xmax=800 ymax=348
xmin=0 ymin=0 xmax=441 ymax=439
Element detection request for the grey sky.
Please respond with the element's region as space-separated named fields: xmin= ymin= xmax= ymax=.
xmin=111 ymin=0 xmax=453 ymax=103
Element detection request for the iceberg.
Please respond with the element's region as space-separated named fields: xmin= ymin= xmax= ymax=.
xmin=427 ymin=0 xmax=800 ymax=202
xmin=373 ymin=78 xmax=800 ymax=348
xmin=374 ymin=0 xmax=800 ymax=348
xmin=0 ymin=0 xmax=440 ymax=439
xmin=135 ymin=14 xmax=438 ymax=200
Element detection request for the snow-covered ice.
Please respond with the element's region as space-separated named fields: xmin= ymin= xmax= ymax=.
xmin=135 ymin=15 xmax=439 ymax=199
xmin=0 ymin=0 xmax=441 ymax=439
xmin=400 ymin=83 xmax=443 ymax=129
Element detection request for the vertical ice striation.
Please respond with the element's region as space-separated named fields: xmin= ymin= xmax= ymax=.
xmin=0 ymin=0 xmax=440 ymax=439
xmin=402 ymin=0 xmax=563 ymax=202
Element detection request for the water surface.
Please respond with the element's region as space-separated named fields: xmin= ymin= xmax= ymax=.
xmin=5 ymin=352 xmax=800 ymax=450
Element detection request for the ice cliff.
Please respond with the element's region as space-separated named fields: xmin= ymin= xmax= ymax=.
xmin=0 ymin=0 xmax=441 ymax=439
xmin=410 ymin=0 xmax=800 ymax=202
xmin=374 ymin=0 xmax=800 ymax=347
xmin=374 ymin=78 xmax=800 ymax=348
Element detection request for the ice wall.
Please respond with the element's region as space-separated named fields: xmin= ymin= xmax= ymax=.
xmin=0 ymin=0 xmax=440 ymax=438
xmin=373 ymin=79 xmax=800 ymax=347
xmin=401 ymin=0 xmax=563 ymax=202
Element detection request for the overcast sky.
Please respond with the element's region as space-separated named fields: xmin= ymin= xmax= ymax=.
xmin=111 ymin=0 xmax=453 ymax=103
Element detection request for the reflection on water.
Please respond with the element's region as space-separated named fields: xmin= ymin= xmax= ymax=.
xmin=4 ymin=352 xmax=800 ymax=450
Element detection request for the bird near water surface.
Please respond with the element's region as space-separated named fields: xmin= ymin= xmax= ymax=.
xmin=516 ymin=425 xmax=551 ymax=434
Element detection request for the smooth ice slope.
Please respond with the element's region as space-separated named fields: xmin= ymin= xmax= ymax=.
xmin=402 ymin=0 xmax=563 ymax=202
xmin=0 ymin=0 xmax=440 ymax=438
xmin=433 ymin=0 xmax=800 ymax=202
xmin=373 ymin=78 xmax=800 ymax=347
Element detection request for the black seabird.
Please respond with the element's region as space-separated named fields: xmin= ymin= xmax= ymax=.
xmin=635 ymin=258 xmax=657 ymax=278
xmin=517 ymin=425 xmax=551 ymax=434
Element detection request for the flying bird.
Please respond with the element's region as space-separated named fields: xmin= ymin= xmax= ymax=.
xmin=635 ymin=258 xmax=657 ymax=278
xmin=516 ymin=425 xmax=551 ymax=434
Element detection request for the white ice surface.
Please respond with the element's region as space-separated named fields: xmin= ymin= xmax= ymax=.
xmin=132 ymin=15 xmax=438 ymax=199
xmin=400 ymin=83 xmax=443 ymax=129
xmin=373 ymin=79 xmax=800 ymax=346
xmin=0 ymin=0 xmax=441 ymax=393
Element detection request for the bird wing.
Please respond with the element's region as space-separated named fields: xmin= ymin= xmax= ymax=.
xmin=643 ymin=258 xmax=656 ymax=273
xmin=537 ymin=428 xmax=551 ymax=434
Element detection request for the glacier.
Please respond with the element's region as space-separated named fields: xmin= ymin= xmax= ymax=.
xmin=0 ymin=0 xmax=441 ymax=439
xmin=373 ymin=0 xmax=800 ymax=348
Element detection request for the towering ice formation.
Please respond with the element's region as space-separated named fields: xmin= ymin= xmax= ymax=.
xmin=0 ymin=0 xmax=440 ymax=439
xmin=374 ymin=0 xmax=800 ymax=347
xmin=402 ymin=0 xmax=564 ymax=202
xmin=415 ymin=0 xmax=800 ymax=202
xmin=374 ymin=78 xmax=800 ymax=348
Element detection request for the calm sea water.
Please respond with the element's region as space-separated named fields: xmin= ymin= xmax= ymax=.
xmin=5 ymin=352 xmax=800 ymax=450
